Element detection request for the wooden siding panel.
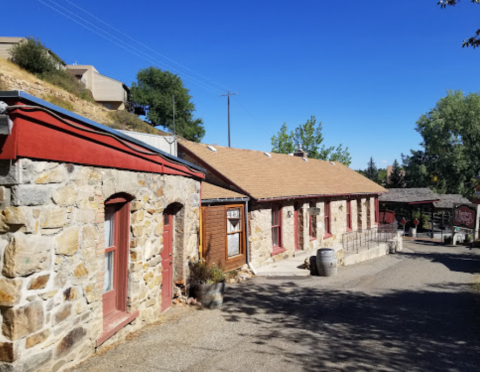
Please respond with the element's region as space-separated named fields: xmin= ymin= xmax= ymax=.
xmin=203 ymin=205 xmax=246 ymax=272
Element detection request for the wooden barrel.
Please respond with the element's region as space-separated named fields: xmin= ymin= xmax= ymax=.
xmin=316 ymin=248 xmax=337 ymax=277
xmin=193 ymin=281 xmax=225 ymax=308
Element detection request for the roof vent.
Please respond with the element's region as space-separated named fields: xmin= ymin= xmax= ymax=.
xmin=263 ymin=152 xmax=271 ymax=158
xmin=329 ymin=161 xmax=335 ymax=165
xmin=302 ymin=157 xmax=308 ymax=162
xmin=288 ymin=153 xmax=294 ymax=156
xmin=207 ymin=145 xmax=217 ymax=152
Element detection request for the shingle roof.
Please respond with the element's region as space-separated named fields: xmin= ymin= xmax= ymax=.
xmin=179 ymin=141 xmax=386 ymax=200
xmin=379 ymin=188 xmax=439 ymax=204
xmin=202 ymin=182 xmax=248 ymax=201
xmin=433 ymin=194 xmax=471 ymax=209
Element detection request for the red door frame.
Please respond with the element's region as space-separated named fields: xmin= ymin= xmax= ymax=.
xmin=103 ymin=196 xmax=130 ymax=318
xmin=161 ymin=212 xmax=173 ymax=312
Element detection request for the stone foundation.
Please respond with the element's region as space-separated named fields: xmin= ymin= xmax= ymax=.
xmin=0 ymin=158 xmax=200 ymax=371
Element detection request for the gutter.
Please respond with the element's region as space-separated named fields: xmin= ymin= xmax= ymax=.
xmin=256 ymin=192 xmax=386 ymax=203
xmin=201 ymin=197 xmax=250 ymax=204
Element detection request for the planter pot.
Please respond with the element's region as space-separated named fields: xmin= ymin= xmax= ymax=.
xmin=191 ymin=280 xmax=225 ymax=308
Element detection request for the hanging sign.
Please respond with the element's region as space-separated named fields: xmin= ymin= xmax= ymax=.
xmin=400 ymin=217 xmax=406 ymax=226
xmin=453 ymin=204 xmax=477 ymax=229
xmin=308 ymin=207 xmax=320 ymax=215
xmin=413 ymin=218 xmax=419 ymax=227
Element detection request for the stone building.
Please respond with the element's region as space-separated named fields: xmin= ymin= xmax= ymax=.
xmin=178 ymin=141 xmax=386 ymax=269
xmin=0 ymin=91 xmax=204 ymax=371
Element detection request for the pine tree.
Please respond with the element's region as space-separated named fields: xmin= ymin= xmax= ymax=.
xmin=388 ymin=159 xmax=406 ymax=188
xmin=364 ymin=157 xmax=379 ymax=183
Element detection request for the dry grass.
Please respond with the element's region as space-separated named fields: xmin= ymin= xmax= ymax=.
xmin=0 ymin=58 xmax=164 ymax=136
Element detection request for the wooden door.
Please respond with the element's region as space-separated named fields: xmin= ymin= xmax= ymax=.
xmin=294 ymin=205 xmax=300 ymax=251
xmin=161 ymin=212 xmax=173 ymax=312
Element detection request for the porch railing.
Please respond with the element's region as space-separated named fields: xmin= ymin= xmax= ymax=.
xmin=342 ymin=222 xmax=398 ymax=256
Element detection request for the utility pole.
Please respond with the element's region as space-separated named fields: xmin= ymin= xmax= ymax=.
xmin=220 ymin=91 xmax=237 ymax=147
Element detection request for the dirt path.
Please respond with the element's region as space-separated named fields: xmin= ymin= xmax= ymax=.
xmin=73 ymin=240 xmax=480 ymax=372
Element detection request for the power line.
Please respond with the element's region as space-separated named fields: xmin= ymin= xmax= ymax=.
xmin=61 ymin=0 xmax=233 ymax=94
xmin=37 ymin=0 xmax=228 ymax=95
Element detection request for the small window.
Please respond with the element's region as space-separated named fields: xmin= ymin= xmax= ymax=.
xmin=346 ymin=200 xmax=352 ymax=231
xmin=227 ymin=207 xmax=242 ymax=257
xmin=309 ymin=202 xmax=317 ymax=239
xmin=272 ymin=207 xmax=282 ymax=248
xmin=324 ymin=201 xmax=331 ymax=237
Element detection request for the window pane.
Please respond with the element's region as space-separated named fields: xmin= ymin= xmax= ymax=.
xmin=164 ymin=213 xmax=169 ymax=226
xmin=104 ymin=207 xmax=115 ymax=248
xmin=227 ymin=218 xmax=241 ymax=233
xmin=104 ymin=251 xmax=114 ymax=293
xmin=228 ymin=233 xmax=240 ymax=257
xmin=273 ymin=228 xmax=278 ymax=246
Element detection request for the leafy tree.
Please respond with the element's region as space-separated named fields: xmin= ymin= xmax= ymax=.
xmin=401 ymin=150 xmax=430 ymax=188
xmin=271 ymin=123 xmax=296 ymax=154
xmin=9 ymin=37 xmax=56 ymax=75
xmin=404 ymin=90 xmax=480 ymax=196
xmin=378 ymin=168 xmax=387 ymax=184
xmin=271 ymin=116 xmax=352 ymax=166
xmin=388 ymin=159 xmax=406 ymax=188
xmin=130 ymin=67 xmax=205 ymax=142
xmin=364 ymin=157 xmax=380 ymax=183
xmin=438 ymin=0 xmax=480 ymax=48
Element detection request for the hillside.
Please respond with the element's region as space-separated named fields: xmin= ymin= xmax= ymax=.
xmin=0 ymin=58 xmax=161 ymax=135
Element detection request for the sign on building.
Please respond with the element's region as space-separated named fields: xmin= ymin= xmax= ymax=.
xmin=453 ymin=204 xmax=477 ymax=230
xmin=308 ymin=207 xmax=320 ymax=215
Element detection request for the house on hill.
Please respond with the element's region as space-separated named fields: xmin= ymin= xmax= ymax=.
xmin=66 ymin=64 xmax=130 ymax=110
xmin=178 ymin=140 xmax=387 ymax=269
xmin=0 ymin=37 xmax=66 ymax=70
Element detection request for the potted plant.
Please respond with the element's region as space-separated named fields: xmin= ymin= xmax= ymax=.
xmin=188 ymin=260 xmax=225 ymax=308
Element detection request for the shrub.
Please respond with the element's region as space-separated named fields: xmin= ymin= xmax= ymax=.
xmin=41 ymin=70 xmax=94 ymax=103
xmin=188 ymin=260 xmax=225 ymax=286
xmin=42 ymin=95 xmax=74 ymax=112
xmin=107 ymin=110 xmax=158 ymax=134
xmin=9 ymin=37 xmax=56 ymax=75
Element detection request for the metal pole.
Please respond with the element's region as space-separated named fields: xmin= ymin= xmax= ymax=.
xmin=220 ymin=91 xmax=237 ymax=148
xmin=228 ymin=94 xmax=230 ymax=147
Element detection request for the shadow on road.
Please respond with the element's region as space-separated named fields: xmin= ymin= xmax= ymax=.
xmin=221 ymin=262 xmax=480 ymax=371
xmin=398 ymin=249 xmax=480 ymax=275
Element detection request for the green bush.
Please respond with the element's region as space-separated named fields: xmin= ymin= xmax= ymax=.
xmin=107 ymin=110 xmax=158 ymax=134
xmin=9 ymin=36 xmax=95 ymax=104
xmin=188 ymin=260 xmax=225 ymax=286
xmin=9 ymin=37 xmax=56 ymax=75
xmin=41 ymin=70 xmax=94 ymax=103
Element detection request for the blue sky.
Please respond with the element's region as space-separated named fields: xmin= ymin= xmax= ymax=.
xmin=3 ymin=0 xmax=480 ymax=169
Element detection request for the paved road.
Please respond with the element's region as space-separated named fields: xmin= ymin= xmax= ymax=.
xmin=73 ymin=240 xmax=480 ymax=372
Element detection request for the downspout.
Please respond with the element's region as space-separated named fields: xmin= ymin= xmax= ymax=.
xmin=245 ymin=200 xmax=257 ymax=275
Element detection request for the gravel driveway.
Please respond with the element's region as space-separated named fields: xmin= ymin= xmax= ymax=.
xmin=72 ymin=240 xmax=480 ymax=372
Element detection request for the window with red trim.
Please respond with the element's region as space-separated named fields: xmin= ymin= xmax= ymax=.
xmin=346 ymin=200 xmax=352 ymax=231
xmin=309 ymin=202 xmax=317 ymax=239
xmin=272 ymin=206 xmax=282 ymax=251
xmin=375 ymin=197 xmax=379 ymax=224
xmin=324 ymin=201 xmax=331 ymax=237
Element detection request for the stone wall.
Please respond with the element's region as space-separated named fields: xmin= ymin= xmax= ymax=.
xmin=249 ymin=196 xmax=378 ymax=268
xmin=0 ymin=158 xmax=200 ymax=372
